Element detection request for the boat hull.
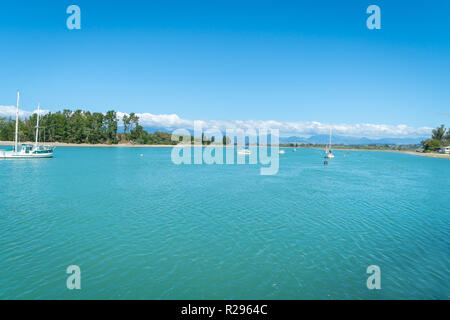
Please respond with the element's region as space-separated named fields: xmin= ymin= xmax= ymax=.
xmin=0 ymin=151 xmax=54 ymax=159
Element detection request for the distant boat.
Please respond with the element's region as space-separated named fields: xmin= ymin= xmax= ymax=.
xmin=324 ymin=128 xmax=335 ymax=159
xmin=279 ymin=149 xmax=286 ymax=154
xmin=0 ymin=92 xmax=55 ymax=159
xmin=237 ymin=148 xmax=252 ymax=155
xmin=293 ymin=148 xmax=297 ymax=152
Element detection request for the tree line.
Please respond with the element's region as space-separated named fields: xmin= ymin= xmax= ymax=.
xmin=0 ymin=109 xmax=229 ymax=145
xmin=421 ymin=125 xmax=450 ymax=152
xmin=0 ymin=109 xmax=176 ymax=145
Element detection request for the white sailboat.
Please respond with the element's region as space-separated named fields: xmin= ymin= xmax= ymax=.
xmin=324 ymin=128 xmax=335 ymax=159
xmin=0 ymin=92 xmax=55 ymax=159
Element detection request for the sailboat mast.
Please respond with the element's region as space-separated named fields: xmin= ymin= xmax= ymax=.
xmin=35 ymin=104 xmax=40 ymax=148
xmin=329 ymin=128 xmax=332 ymax=149
xmin=14 ymin=91 xmax=20 ymax=153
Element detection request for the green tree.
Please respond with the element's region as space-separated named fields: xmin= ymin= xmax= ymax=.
xmin=431 ymin=124 xmax=446 ymax=141
xmin=130 ymin=124 xmax=144 ymax=142
xmin=0 ymin=117 xmax=15 ymax=141
xmin=222 ymin=135 xmax=231 ymax=145
xmin=104 ymin=110 xmax=118 ymax=144
xmin=68 ymin=110 xmax=87 ymax=143
xmin=122 ymin=114 xmax=130 ymax=135
xmin=422 ymin=139 xmax=442 ymax=152
xmin=129 ymin=113 xmax=139 ymax=132
xmin=84 ymin=112 xmax=105 ymax=144
xmin=201 ymin=133 xmax=212 ymax=145
xmin=444 ymin=128 xmax=450 ymax=145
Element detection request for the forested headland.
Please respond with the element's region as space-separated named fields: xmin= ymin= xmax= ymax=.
xmin=0 ymin=109 xmax=176 ymax=145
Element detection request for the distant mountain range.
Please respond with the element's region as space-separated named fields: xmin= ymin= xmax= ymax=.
xmin=141 ymin=127 xmax=425 ymax=145
xmin=279 ymin=134 xmax=426 ymax=146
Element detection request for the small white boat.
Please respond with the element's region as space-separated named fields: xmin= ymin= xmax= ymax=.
xmin=0 ymin=92 xmax=55 ymax=160
xmin=324 ymin=151 xmax=334 ymax=159
xmin=293 ymin=148 xmax=297 ymax=152
xmin=279 ymin=149 xmax=286 ymax=154
xmin=237 ymin=148 xmax=252 ymax=155
xmin=324 ymin=128 xmax=334 ymax=159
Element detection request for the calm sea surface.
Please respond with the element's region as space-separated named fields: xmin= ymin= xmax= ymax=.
xmin=0 ymin=147 xmax=449 ymax=299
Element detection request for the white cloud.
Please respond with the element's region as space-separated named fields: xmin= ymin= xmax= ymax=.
xmin=0 ymin=105 xmax=50 ymax=118
xmin=116 ymin=112 xmax=191 ymax=129
xmin=117 ymin=111 xmax=431 ymax=139
xmin=0 ymin=105 xmax=432 ymax=139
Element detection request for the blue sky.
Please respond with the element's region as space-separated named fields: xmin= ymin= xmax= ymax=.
xmin=0 ymin=0 xmax=449 ymax=137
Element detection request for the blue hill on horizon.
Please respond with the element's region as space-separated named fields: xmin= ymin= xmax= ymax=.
xmin=280 ymin=134 xmax=425 ymax=145
xmin=138 ymin=127 xmax=425 ymax=145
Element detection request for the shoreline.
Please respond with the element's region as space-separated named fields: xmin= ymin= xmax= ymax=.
xmin=0 ymin=141 xmax=176 ymax=148
xmin=283 ymin=146 xmax=450 ymax=158
xmin=1 ymin=141 xmax=449 ymax=159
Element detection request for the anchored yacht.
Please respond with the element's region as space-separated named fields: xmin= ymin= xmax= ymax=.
xmin=0 ymin=92 xmax=55 ymax=159
xmin=324 ymin=128 xmax=335 ymax=159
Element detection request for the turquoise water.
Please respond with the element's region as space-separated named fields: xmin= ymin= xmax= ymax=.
xmin=0 ymin=147 xmax=449 ymax=299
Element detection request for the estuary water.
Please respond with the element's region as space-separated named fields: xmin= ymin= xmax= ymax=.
xmin=0 ymin=147 xmax=449 ymax=299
